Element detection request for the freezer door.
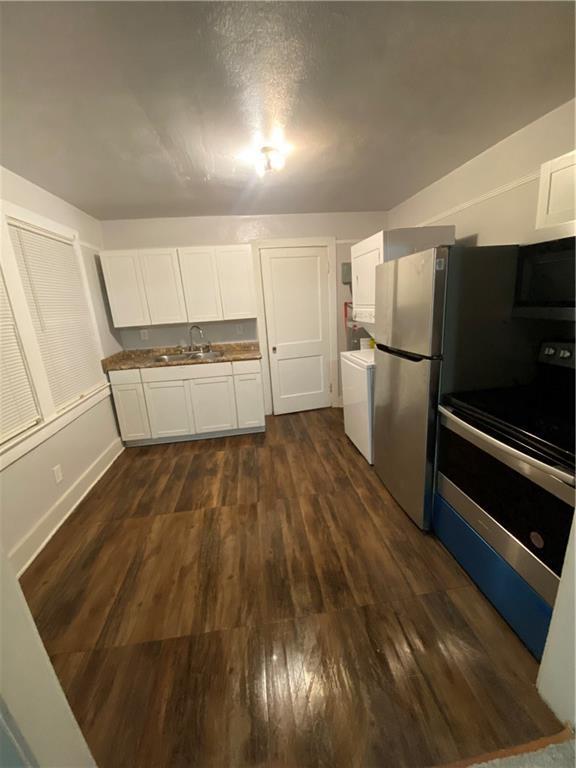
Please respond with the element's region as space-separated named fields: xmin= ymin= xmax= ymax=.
xmin=373 ymin=348 xmax=441 ymax=528
xmin=374 ymin=247 xmax=448 ymax=357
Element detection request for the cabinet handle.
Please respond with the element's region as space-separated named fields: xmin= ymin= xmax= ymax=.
xmin=272 ymin=346 xmax=277 ymax=354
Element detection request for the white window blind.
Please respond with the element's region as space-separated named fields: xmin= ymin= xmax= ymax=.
xmin=0 ymin=269 xmax=41 ymax=443
xmin=8 ymin=223 xmax=103 ymax=411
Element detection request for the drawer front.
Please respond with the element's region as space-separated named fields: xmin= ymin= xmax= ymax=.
xmin=433 ymin=493 xmax=552 ymax=660
xmin=232 ymin=359 xmax=261 ymax=375
xmin=108 ymin=369 xmax=142 ymax=385
xmin=141 ymin=362 xmax=232 ymax=382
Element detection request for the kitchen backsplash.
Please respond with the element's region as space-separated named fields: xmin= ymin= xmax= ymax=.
xmin=119 ymin=319 xmax=258 ymax=350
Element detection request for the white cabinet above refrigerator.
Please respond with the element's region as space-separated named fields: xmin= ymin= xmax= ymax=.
xmin=351 ymin=232 xmax=384 ymax=325
xmin=350 ymin=226 xmax=455 ymax=326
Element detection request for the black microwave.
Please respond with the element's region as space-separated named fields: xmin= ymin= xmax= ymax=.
xmin=513 ymin=236 xmax=575 ymax=320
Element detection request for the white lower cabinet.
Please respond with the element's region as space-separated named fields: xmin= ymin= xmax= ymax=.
xmin=111 ymin=382 xmax=151 ymax=441
xmin=144 ymin=380 xmax=195 ymax=438
xmin=234 ymin=372 xmax=265 ymax=428
xmin=110 ymin=360 xmax=265 ymax=443
xmin=189 ymin=376 xmax=238 ymax=433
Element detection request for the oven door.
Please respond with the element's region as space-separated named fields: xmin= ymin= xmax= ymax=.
xmin=437 ymin=406 xmax=575 ymax=605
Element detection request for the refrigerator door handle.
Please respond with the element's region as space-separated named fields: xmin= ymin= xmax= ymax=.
xmin=376 ymin=343 xmax=441 ymax=363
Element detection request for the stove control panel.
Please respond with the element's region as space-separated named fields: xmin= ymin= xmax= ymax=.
xmin=538 ymin=341 xmax=574 ymax=368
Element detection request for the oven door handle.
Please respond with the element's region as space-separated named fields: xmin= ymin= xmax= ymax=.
xmin=439 ymin=405 xmax=575 ymax=504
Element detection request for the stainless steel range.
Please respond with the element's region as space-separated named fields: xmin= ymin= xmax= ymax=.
xmin=436 ymin=339 xmax=575 ymax=658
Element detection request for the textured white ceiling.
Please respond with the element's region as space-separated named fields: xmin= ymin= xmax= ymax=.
xmin=1 ymin=2 xmax=574 ymax=220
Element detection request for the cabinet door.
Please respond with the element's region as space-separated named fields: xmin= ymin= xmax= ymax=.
xmin=100 ymin=251 xmax=150 ymax=327
xmin=112 ymin=383 xmax=151 ymax=440
xmin=140 ymin=249 xmax=187 ymax=325
xmin=144 ymin=380 xmax=195 ymax=438
xmin=234 ymin=372 xmax=265 ymax=428
xmin=536 ymin=151 xmax=576 ymax=229
xmin=189 ymin=376 xmax=237 ymax=433
xmin=178 ymin=247 xmax=223 ymax=322
xmin=351 ymin=232 xmax=384 ymax=322
xmin=216 ymin=246 xmax=256 ymax=319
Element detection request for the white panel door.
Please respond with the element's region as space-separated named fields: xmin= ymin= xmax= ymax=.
xmin=112 ymin=383 xmax=151 ymax=440
xmin=351 ymin=231 xmax=384 ymax=323
xmin=234 ymin=373 xmax=265 ymax=428
xmin=216 ymin=246 xmax=257 ymax=319
xmin=140 ymin=249 xmax=187 ymax=325
xmin=189 ymin=376 xmax=237 ymax=433
xmin=100 ymin=251 xmax=150 ymax=327
xmin=261 ymin=245 xmax=331 ymax=414
xmin=178 ymin=247 xmax=223 ymax=322
xmin=144 ymin=380 xmax=195 ymax=438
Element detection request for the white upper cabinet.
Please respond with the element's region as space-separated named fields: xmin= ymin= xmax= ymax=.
xmin=140 ymin=249 xmax=187 ymax=325
xmin=102 ymin=244 xmax=258 ymax=328
xmin=350 ymin=227 xmax=456 ymax=325
xmin=351 ymin=231 xmax=384 ymax=324
xmin=536 ymin=151 xmax=576 ymax=230
xmin=101 ymin=248 xmax=186 ymax=327
xmin=101 ymin=251 xmax=151 ymax=327
xmin=178 ymin=247 xmax=223 ymax=322
xmin=216 ymin=246 xmax=256 ymax=319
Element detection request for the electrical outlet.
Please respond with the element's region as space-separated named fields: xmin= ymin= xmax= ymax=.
xmin=236 ymin=323 xmax=244 ymax=337
xmin=52 ymin=464 xmax=63 ymax=484
xmin=140 ymin=329 xmax=149 ymax=341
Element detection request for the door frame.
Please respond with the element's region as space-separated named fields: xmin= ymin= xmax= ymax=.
xmin=253 ymin=237 xmax=338 ymax=415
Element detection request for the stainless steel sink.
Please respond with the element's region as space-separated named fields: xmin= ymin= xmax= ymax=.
xmin=188 ymin=350 xmax=223 ymax=361
xmin=154 ymin=350 xmax=223 ymax=363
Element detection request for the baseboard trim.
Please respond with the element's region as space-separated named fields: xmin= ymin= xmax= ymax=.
xmin=436 ymin=726 xmax=573 ymax=767
xmin=124 ymin=426 xmax=265 ymax=447
xmin=10 ymin=438 xmax=124 ymax=576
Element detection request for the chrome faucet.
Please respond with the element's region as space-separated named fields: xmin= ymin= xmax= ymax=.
xmin=189 ymin=325 xmax=210 ymax=351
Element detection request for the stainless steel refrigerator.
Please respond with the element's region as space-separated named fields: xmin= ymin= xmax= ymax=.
xmin=373 ymin=246 xmax=449 ymax=529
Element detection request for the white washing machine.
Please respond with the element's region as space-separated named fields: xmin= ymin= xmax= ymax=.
xmin=341 ymin=349 xmax=375 ymax=464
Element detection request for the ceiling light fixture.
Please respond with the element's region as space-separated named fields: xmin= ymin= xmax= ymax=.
xmin=237 ymin=130 xmax=293 ymax=177
xmin=258 ymin=145 xmax=285 ymax=175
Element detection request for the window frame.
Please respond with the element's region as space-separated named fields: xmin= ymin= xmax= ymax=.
xmin=0 ymin=201 xmax=109 ymax=470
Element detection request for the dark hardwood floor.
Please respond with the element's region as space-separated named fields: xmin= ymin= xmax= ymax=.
xmin=21 ymin=409 xmax=560 ymax=767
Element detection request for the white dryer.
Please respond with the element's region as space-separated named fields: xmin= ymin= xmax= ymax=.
xmin=340 ymin=349 xmax=375 ymax=464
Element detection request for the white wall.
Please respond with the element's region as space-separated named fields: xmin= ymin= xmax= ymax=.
xmin=0 ymin=547 xmax=95 ymax=766
xmin=1 ymin=398 xmax=122 ymax=572
xmin=119 ymin=319 xmax=258 ymax=350
xmin=1 ymin=167 xmax=103 ymax=246
xmin=0 ymin=167 xmax=123 ymax=572
xmin=538 ymin=520 xmax=575 ymax=728
xmin=386 ymin=100 xmax=575 ymax=245
xmin=101 ymin=211 xmax=387 ymax=250
xmin=1 ymin=166 xmax=122 ymax=359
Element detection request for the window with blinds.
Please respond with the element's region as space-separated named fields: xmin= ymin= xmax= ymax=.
xmin=0 ymin=270 xmax=41 ymax=444
xmin=8 ymin=222 xmax=103 ymax=412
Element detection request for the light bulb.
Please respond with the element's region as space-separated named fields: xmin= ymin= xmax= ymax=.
xmin=237 ymin=131 xmax=293 ymax=177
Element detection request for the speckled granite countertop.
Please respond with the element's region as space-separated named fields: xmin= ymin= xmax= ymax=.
xmin=102 ymin=342 xmax=261 ymax=373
